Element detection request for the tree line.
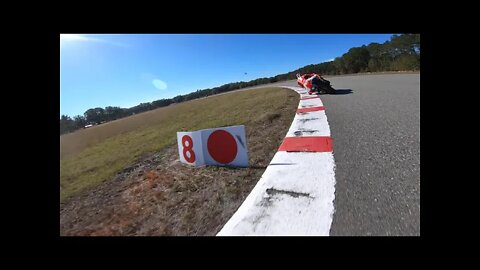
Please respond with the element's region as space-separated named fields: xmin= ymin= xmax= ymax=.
xmin=60 ymin=34 xmax=420 ymax=135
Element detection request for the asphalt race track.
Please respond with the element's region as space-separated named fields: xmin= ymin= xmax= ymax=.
xmin=277 ymin=74 xmax=420 ymax=236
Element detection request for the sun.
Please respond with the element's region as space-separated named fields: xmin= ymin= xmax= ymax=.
xmin=60 ymin=34 xmax=90 ymax=48
xmin=60 ymin=34 xmax=87 ymax=42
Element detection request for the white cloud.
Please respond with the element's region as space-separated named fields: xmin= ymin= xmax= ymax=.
xmin=152 ymin=79 xmax=168 ymax=90
xmin=325 ymin=58 xmax=335 ymax=62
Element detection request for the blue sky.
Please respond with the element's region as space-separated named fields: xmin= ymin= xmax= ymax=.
xmin=60 ymin=34 xmax=394 ymax=117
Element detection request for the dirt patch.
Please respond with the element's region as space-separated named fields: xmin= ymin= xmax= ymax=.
xmin=60 ymin=91 xmax=299 ymax=236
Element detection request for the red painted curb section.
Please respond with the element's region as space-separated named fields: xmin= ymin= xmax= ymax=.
xmin=296 ymin=106 xmax=325 ymax=113
xmin=278 ymin=136 xmax=333 ymax=152
xmin=301 ymin=96 xmax=320 ymax=100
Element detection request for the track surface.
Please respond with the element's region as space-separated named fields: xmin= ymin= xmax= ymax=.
xmin=277 ymin=74 xmax=420 ymax=235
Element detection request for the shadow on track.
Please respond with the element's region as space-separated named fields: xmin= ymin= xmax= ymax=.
xmin=331 ymin=89 xmax=353 ymax=95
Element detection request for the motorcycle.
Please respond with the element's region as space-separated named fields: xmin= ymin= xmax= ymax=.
xmin=296 ymin=73 xmax=335 ymax=94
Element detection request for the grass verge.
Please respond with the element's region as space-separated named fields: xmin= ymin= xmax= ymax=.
xmin=60 ymin=87 xmax=297 ymax=203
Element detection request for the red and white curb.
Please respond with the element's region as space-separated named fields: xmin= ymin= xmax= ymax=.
xmin=217 ymin=86 xmax=336 ymax=236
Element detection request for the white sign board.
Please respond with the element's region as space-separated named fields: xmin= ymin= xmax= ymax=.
xmin=177 ymin=125 xmax=249 ymax=167
xmin=176 ymin=131 xmax=205 ymax=166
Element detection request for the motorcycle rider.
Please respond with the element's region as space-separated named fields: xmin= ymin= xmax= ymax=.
xmin=297 ymin=73 xmax=319 ymax=94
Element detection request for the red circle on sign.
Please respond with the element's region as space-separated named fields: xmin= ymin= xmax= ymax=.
xmin=207 ymin=130 xmax=238 ymax=164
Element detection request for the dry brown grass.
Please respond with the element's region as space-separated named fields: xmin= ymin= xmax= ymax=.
xmin=60 ymin=87 xmax=297 ymax=202
xmin=60 ymin=87 xmax=300 ymax=236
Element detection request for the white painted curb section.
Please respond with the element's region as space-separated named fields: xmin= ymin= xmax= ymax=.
xmin=217 ymin=86 xmax=336 ymax=236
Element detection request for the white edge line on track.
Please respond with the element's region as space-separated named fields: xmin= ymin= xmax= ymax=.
xmin=216 ymin=86 xmax=337 ymax=236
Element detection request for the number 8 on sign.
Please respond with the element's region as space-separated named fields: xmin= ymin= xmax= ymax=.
xmin=182 ymin=135 xmax=196 ymax=163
